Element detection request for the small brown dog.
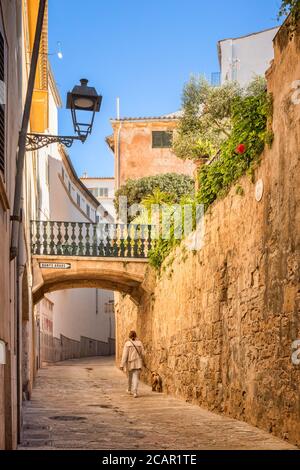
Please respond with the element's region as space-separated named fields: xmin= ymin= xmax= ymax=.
xmin=151 ymin=372 xmax=162 ymax=393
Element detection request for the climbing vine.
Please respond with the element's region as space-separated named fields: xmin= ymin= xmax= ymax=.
xmin=148 ymin=80 xmax=273 ymax=270
xmin=197 ymin=86 xmax=273 ymax=209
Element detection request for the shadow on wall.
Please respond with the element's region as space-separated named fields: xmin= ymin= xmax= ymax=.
xmin=40 ymin=333 xmax=115 ymax=363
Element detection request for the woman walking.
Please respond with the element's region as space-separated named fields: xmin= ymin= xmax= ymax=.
xmin=120 ymin=331 xmax=145 ymax=398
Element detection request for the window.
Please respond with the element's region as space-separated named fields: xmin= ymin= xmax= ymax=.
xmin=89 ymin=187 xmax=109 ymax=198
xmin=68 ymin=181 xmax=71 ymax=193
xmin=101 ymin=188 xmax=109 ymax=198
xmin=77 ymin=193 xmax=80 ymax=207
xmin=96 ymin=215 xmax=100 ymax=223
xmin=86 ymin=204 xmax=90 ymax=218
xmin=152 ymin=131 xmax=173 ymax=148
xmin=0 ymin=30 xmax=6 ymax=175
xmin=62 ymin=167 xmax=65 ymax=180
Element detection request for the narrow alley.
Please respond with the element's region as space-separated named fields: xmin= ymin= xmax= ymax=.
xmin=19 ymin=358 xmax=296 ymax=451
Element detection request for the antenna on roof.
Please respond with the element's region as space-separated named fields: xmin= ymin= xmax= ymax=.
xmin=116 ymin=97 xmax=120 ymax=120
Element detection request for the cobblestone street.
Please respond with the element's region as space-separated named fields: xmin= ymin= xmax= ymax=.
xmin=19 ymin=357 xmax=296 ymax=450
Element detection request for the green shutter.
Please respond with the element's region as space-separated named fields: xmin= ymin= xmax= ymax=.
xmin=152 ymin=131 xmax=173 ymax=148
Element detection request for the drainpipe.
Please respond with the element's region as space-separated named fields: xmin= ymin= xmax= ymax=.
xmin=116 ymin=98 xmax=122 ymax=191
xmin=10 ymin=0 xmax=47 ymax=261
xmin=116 ymin=122 xmax=122 ymax=190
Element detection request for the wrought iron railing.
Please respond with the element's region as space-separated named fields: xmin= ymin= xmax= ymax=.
xmin=30 ymin=221 xmax=156 ymax=259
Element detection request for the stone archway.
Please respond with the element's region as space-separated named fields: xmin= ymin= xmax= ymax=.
xmin=32 ymin=256 xmax=154 ymax=306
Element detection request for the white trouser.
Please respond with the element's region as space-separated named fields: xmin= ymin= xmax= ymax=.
xmin=128 ymin=369 xmax=140 ymax=393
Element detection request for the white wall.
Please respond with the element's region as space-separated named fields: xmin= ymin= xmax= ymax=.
xmin=81 ymin=177 xmax=116 ymax=221
xmin=53 ymin=289 xmax=115 ymax=343
xmin=219 ymin=27 xmax=279 ymax=87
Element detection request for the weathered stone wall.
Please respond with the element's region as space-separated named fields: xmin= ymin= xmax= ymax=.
xmin=115 ymin=23 xmax=300 ymax=446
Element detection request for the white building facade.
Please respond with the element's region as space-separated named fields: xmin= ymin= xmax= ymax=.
xmin=218 ymin=26 xmax=279 ymax=87
xmin=80 ymin=175 xmax=116 ymax=222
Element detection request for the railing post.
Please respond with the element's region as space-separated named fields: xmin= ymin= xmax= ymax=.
xmin=119 ymin=224 xmax=125 ymax=258
xmin=63 ymin=222 xmax=69 ymax=255
xmin=42 ymin=221 xmax=48 ymax=255
xmin=132 ymin=225 xmax=139 ymax=258
xmin=56 ymin=222 xmax=62 ymax=255
xmin=71 ymin=222 xmax=77 ymax=255
xmin=98 ymin=224 xmax=105 ymax=257
xmin=85 ymin=223 xmax=91 ymax=256
xmin=140 ymin=225 xmax=146 ymax=258
xmin=112 ymin=224 xmax=119 ymax=257
xmin=78 ymin=223 xmax=84 ymax=256
xmin=92 ymin=223 xmax=98 ymax=256
xmin=126 ymin=224 xmax=132 ymax=258
xmin=49 ymin=221 xmax=55 ymax=255
xmin=36 ymin=221 xmax=41 ymax=255
xmin=105 ymin=223 xmax=112 ymax=257
xmin=147 ymin=224 xmax=153 ymax=254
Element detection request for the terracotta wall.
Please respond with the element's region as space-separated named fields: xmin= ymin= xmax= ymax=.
xmin=113 ymin=120 xmax=195 ymax=188
xmin=115 ymin=23 xmax=300 ymax=446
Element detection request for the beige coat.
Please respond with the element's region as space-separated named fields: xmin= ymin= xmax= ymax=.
xmin=120 ymin=339 xmax=145 ymax=371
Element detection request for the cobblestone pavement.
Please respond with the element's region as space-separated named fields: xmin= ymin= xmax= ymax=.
xmin=19 ymin=357 xmax=296 ymax=450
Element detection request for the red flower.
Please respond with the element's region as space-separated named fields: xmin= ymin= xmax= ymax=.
xmin=236 ymin=144 xmax=246 ymax=154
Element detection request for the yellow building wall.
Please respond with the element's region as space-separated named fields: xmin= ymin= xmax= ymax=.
xmin=27 ymin=0 xmax=49 ymax=133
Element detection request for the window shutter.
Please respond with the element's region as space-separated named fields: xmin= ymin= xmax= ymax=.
xmin=163 ymin=131 xmax=173 ymax=147
xmin=0 ymin=31 xmax=5 ymax=175
xmin=152 ymin=131 xmax=163 ymax=148
xmin=152 ymin=131 xmax=173 ymax=148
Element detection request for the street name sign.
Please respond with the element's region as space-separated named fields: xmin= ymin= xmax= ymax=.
xmin=39 ymin=263 xmax=71 ymax=269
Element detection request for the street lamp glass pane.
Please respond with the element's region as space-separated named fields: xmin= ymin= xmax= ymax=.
xmin=74 ymin=97 xmax=94 ymax=109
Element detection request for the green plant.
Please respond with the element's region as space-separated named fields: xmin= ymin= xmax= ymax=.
xmin=278 ymin=1 xmax=300 ymax=23
xmin=197 ymin=83 xmax=273 ymax=210
xmin=114 ymin=173 xmax=194 ymax=220
xmin=173 ymin=76 xmax=241 ymax=161
xmin=235 ymin=185 xmax=245 ymax=196
xmin=143 ymin=79 xmax=272 ymax=270
xmin=148 ymin=197 xmax=198 ymax=270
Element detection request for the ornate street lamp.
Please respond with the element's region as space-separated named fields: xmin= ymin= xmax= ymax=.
xmin=67 ymin=79 xmax=102 ymax=138
xmin=25 ymin=78 xmax=102 ymax=151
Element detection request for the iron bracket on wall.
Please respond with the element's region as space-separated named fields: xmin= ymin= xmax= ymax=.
xmin=25 ymin=133 xmax=86 ymax=151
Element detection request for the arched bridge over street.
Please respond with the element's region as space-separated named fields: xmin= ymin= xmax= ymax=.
xmin=31 ymin=221 xmax=156 ymax=305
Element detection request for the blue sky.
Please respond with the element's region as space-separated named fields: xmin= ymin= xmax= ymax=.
xmin=48 ymin=0 xmax=281 ymax=178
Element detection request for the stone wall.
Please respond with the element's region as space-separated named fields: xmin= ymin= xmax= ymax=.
xmin=115 ymin=22 xmax=300 ymax=447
